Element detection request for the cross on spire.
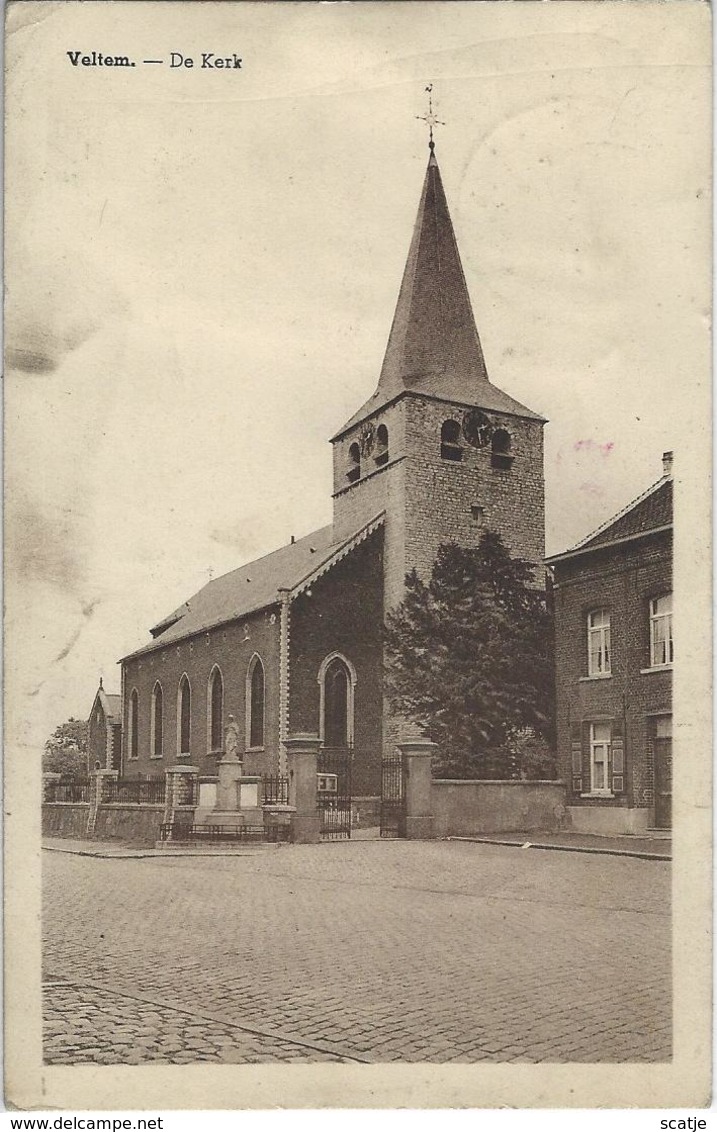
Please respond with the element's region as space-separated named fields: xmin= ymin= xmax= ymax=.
xmin=416 ymin=84 xmax=445 ymax=151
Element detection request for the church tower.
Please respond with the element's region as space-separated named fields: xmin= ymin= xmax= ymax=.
xmin=331 ymin=143 xmax=546 ymax=612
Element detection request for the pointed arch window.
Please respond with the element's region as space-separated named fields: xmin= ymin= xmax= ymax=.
xmin=178 ymin=675 xmax=191 ymax=756
xmin=151 ymin=682 xmax=163 ymax=758
xmin=441 ymin=419 xmax=463 ymax=462
xmin=374 ymin=424 xmax=389 ymax=467
xmin=247 ymin=656 xmax=265 ymax=749
xmin=491 ymin=429 xmax=514 ymax=470
xmin=318 ymin=654 xmax=356 ymax=749
xmin=208 ymin=667 xmax=224 ymax=753
xmin=128 ymin=689 xmax=139 ymax=760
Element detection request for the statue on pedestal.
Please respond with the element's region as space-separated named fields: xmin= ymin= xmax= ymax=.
xmin=224 ymin=714 xmax=241 ymax=762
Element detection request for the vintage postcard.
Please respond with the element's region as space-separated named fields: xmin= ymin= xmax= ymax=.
xmin=4 ymin=0 xmax=712 ymax=1112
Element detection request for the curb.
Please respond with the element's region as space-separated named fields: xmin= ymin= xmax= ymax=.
xmin=445 ymin=836 xmax=671 ymax=861
xmin=42 ymin=842 xmax=279 ymax=860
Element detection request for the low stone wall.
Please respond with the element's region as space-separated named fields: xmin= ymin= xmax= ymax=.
xmin=93 ymin=805 xmax=165 ymax=845
xmin=42 ymin=803 xmax=90 ymax=839
xmin=42 ymin=802 xmax=165 ymax=844
xmin=432 ymin=780 xmax=568 ymax=837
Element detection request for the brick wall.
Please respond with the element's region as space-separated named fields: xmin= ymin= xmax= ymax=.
xmin=121 ymin=609 xmax=281 ymax=779
xmin=553 ymin=530 xmax=672 ymax=819
xmin=289 ymin=530 xmax=384 ymax=796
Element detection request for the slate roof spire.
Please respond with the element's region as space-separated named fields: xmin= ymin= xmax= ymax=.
xmin=332 ymin=137 xmax=543 ymax=440
xmin=377 ymin=144 xmax=490 ymax=398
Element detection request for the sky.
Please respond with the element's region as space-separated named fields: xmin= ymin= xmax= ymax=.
xmin=5 ymin=1 xmax=711 ymax=748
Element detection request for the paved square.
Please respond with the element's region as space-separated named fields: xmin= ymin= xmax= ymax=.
xmin=43 ymin=840 xmax=671 ymax=1063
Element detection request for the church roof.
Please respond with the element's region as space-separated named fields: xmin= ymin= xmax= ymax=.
xmin=547 ymin=473 xmax=673 ymax=564
xmin=121 ymin=514 xmax=385 ymax=660
xmin=333 ymin=148 xmax=542 ymax=440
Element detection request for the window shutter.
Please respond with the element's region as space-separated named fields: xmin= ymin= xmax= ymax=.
xmin=570 ymin=721 xmax=582 ymax=793
xmin=611 ymin=718 xmax=625 ymax=793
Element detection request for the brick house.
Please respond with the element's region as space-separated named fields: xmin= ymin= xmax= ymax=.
xmin=87 ymin=680 xmax=122 ymax=774
xmin=547 ymin=454 xmax=673 ymax=833
xmin=114 ymin=142 xmax=546 ymax=810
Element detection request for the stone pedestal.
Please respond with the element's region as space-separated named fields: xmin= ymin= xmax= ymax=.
xmin=216 ymin=752 xmax=243 ymax=812
xmin=285 ymin=734 xmax=321 ymax=844
xmin=398 ymin=739 xmax=437 ymax=840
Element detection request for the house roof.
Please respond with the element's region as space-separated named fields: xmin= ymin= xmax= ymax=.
xmin=121 ymin=513 xmax=385 ymax=661
xmin=90 ymin=686 xmax=121 ymax=723
xmin=333 ymin=147 xmax=542 ymax=440
xmin=547 ymin=474 xmax=673 ymax=564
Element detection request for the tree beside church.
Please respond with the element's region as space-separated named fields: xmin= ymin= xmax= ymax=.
xmin=385 ymin=534 xmax=555 ymax=780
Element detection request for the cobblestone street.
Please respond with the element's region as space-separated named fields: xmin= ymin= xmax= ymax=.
xmin=43 ymin=839 xmax=671 ymax=1064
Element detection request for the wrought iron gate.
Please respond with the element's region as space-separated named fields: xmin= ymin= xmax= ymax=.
xmin=380 ymin=753 xmax=406 ymax=838
xmin=317 ymin=747 xmax=352 ymax=840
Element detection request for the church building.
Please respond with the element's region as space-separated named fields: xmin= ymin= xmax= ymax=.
xmin=117 ymin=141 xmax=546 ymax=812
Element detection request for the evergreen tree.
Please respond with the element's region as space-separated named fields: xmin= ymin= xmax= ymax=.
xmin=385 ymin=532 xmax=555 ymax=778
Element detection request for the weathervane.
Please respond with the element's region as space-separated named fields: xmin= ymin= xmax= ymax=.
xmin=416 ymin=84 xmax=445 ymax=151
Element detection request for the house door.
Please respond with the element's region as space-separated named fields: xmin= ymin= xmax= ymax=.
xmin=653 ymin=717 xmax=672 ymax=829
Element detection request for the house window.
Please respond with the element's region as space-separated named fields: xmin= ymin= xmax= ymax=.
xmin=347 ymin=443 xmax=361 ymax=484
xmin=491 ymin=429 xmax=513 ymax=470
xmin=151 ymin=682 xmax=163 ymax=758
xmin=208 ymin=667 xmax=223 ymax=752
xmin=178 ymin=675 xmax=191 ymax=756
xmin=374 ymin=424 xmax=389 ymax=467
xmin=440 ymin=419 xmax=463 ymax=462
xmin=128 ymin=689 xmax=139 ymax=760
xmin=650 ymin=594 xmax=673 ymax=666
xmin=587 ymin=609 xmax=611 ymax=676
xmin=247 ymin=656 xmax=265 ymax=749
xmin=589 ymin=722 xmax=612 ymax=793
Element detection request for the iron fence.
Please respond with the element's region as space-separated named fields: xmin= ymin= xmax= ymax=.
xmin=317 ymin=746 xmax=352 ymax=840
xmin=380 ymin=754 xmax=406 ymax=838
xmin=262 ymin=775 xmax=290 ymax=806
xmin=106 ymin=778 xmax=166 ymax=805
xmin=45 ymin=778 xmax=90 ymax=804
xmin=159 ymin=822 xmax=290 ymax=844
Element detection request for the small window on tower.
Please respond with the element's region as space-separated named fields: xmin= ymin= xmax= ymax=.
xmin=441 ymin=420 xmax=463 ymax=462
xmin=374 ymin=424 xmax=389 ymax=467
xmin=347 ymin=443 xmax=361 ymax=483
xmin=491 ymin=429 xmax=514 ymax=470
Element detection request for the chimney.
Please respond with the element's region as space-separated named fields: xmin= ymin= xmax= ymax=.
xmin=662 ymin=451 xmax=673 ymax=478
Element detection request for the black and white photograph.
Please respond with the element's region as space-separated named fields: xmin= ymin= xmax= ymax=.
xmin=5 ymin=0 xmax=711 ymax=1112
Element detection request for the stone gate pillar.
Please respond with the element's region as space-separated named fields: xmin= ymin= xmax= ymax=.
xmin=398 ymin=738 xmax=437 ymax=840
xmin=87 ymin=769 xmax=118 ymax=836
xmin=163 ymin=765 xmax=199 ymax=839
xmin=285 ymin=734 xmax=321 ymax=844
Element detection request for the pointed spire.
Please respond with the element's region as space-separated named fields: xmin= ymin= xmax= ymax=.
xmin=332 ymin=143 xmax=544 ymax=441
xmin=377 ymin=148 xmax=490 ymax=400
